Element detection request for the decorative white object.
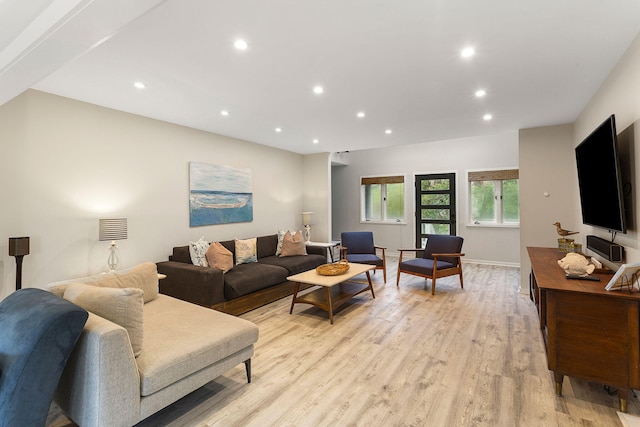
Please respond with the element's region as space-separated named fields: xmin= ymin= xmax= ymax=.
xmin=99 ymin=218 xmax=128 ymax=271
xmin=557 ymin=252 xmax=595 ymax=277
xmin=302 ymin=212 xmax=315 ymax=242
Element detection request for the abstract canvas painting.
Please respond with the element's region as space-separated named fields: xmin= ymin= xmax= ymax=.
xmin=189 ymin=162 xmax=253 ymax=226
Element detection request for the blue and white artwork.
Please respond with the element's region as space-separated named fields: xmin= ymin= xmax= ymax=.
xmin=189 ymin=162 xmax=253 ymax=226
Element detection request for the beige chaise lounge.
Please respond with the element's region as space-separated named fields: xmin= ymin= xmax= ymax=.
xmin=47 ymin=262 xmax=259 ymax=427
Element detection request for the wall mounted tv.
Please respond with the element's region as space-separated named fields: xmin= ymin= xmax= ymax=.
xmin=575 ymin=114 xmax=627 ymax=233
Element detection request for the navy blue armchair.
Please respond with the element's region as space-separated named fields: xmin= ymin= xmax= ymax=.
xmin=0 ymin=288 xmax=88 ymax=427
xmin=340 ymin=231 xmax=387 ymax=283
xmin=396 ymin=234 xmax=464 ymax=294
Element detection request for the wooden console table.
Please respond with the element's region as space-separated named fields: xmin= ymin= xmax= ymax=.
xmin=528 ymin=246 xmax=640 ymax=412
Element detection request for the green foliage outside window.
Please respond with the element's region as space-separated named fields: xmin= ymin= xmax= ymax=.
xmin=471 ymin=181 xmax=496 ymax=221
xmin=386 ymin=183 xmax=404 ymax=219
xmin=363 ymin=181 xmax=404 ymax=221
xmin=502 ymin=179 xmax=519 ymax=222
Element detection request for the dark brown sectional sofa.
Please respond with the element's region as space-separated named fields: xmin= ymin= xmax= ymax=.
xmin=156 ymin=234 xmax=326 ymax=315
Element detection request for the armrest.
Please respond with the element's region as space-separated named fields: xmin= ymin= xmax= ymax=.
xmin=432 ymin=252 xmax=465 ymax=258
xmin=54 ymin=313 xmax=140 ymax=427
xmin=156 ymin=261 xmax=225 ymax=307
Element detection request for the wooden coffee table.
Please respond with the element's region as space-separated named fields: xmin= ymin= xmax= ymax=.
xmin=288 ymin=263 xmax=375 ymax=324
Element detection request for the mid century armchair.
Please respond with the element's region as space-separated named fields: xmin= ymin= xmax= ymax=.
xmin=340 ymin=231 xmax=387 ymax=283
xmin=396 ymin=234 xmax=464 ymax=294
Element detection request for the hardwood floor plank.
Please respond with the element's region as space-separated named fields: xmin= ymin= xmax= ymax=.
xmin=48 ymin=260 xmax=637 ymax=426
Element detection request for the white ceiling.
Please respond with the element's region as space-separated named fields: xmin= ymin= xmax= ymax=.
xmin=3 ymin=0 xmax=640 ymax=155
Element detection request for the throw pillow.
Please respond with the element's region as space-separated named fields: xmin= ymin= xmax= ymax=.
xmin=276 ymin=229 xmax=296 ymax=256
xmin=63 ymin=283 xmax=144 ymax=357
xmin=235 ymin=237 xmax=257 ymax=265
xmin=206 ymin=242 xmax=234 ymax=272
xmin=280 ymin=230 xmax=307 ymax=257
xmin=189 ymin=236 xmax=210 ymax=267
xmin=114 ymin=262 xmax=160 ymax=303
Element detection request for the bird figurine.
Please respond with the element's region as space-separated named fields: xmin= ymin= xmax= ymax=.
xmin=553 ymin=222 xmax=579 ymax=237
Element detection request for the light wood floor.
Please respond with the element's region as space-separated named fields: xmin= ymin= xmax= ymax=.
xmin=48 ymin=259 xmax=639 ymax=426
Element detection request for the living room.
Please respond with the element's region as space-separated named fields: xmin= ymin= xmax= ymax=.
xmin=2 ymin=1 xmax=640 ymax=425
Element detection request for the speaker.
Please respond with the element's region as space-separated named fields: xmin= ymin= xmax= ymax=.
xmin=586 ymin=235 xmax=624 ymax=262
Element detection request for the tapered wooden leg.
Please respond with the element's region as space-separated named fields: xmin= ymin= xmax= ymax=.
xmin=244 ymin=359 xmax=252 ymax=383
xmin=459 ymin=271 xmax=464 ymax=289
xmin=289 ymin=282 xmax=301 ymax=314
xmin=432 ymin=277 xmax=436 ymax=295
xmin=554 ymin=372 xmax=564 ymax=395
xmin=619 ymin=388 xmax=629 ymax=412
xmin=326 ymin=287 xmax=334 ymax=324
xmin=396 ymin=269 xmax=402 ymax=288
xmin=366 ymin=271 xmax=375 ymax=298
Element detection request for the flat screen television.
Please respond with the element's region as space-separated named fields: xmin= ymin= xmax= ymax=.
xmin=575 ymin=114 xmax=627 ymax=233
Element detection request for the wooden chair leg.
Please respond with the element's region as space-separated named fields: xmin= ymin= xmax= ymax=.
xmin=431 ymin=277 xmax=436 ymax=295
xmin=396 ymin=269 xmax=402 ymax=288
xmin=459 ymin=271 xmax=464 ymax=289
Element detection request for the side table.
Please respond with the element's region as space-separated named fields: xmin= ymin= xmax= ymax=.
xmin=305 ymin=241 xmax=340 ymax=262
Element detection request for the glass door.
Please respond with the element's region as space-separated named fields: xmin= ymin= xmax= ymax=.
xmin=415 ymin=173 xmax=456 ymax=248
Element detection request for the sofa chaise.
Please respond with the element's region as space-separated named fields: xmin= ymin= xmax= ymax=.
xmin=48 ymin=262 xmax=259 ymax=427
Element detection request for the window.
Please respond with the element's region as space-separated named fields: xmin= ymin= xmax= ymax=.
xmin=468 ymin=169 xmax=519 ymax=225
xmin=361 ymin=175 xmax=405 ymax=222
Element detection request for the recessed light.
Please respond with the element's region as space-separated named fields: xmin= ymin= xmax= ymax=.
xmin=313 ymin=86 xmax=324 ymax=94
xmin=385 ymin=129 xmax=392 ymax=134
xmin=234 ymin=39 xmax=248 ymax=50
xmin=475 ymin=89 xmax=486 ymax=98
xmin=275 ymin=127 xmax=282 ymax=132
xmin=313 ymin=139 xmax=319 ymax=144
xmin=483 ymin=114 xmax=492 ymax=121
xmin=461 ymin=46 xmax=475 ymax=58
xmin=357 ymin=112 xmax=366 ymax=118
xmin=133 ymin=81 xmax=146 ymax=89
xmin=221 ymin=110 xmax=230 ymax=116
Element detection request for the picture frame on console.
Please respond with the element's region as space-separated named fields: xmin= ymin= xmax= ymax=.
xmin=605 ymin=262 xmax=640 ymax=291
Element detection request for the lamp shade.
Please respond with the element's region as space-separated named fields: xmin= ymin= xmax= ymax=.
xmin=99 ymin=218 xmax=128 ymax=241
xmin=302 ymin=212 xmax=315 ymax=226
xmin=9 ymin=237 xmax=30 ymax=256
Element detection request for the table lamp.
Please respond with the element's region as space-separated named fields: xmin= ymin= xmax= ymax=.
xmin=9 ymin=237 xmax=30 ymax=290
xmin=99 ymin=218 xmax=128 ymax=271
xmin=302 ymin=212 xmax=315 ymax=242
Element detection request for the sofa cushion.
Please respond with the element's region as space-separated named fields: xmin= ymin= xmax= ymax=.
xmin=280 ymin=230 xmax=307 ymax=257
xmin=257 ymin=234 xmax=278 ymax=259
xmin=114 ymin=262 xmax=160 ymax=303
xmin=206 ymin=242 xmax=234 ymax=273
xmin=223 ymin=263 xmax=289 ymax=299
xmin=137 ymin=295 xmax=259 ymax=396
xmin=259 ymin=254 xmax=326 ymax=275
xmin=49 ymin=262 xmax=160 ymax=303
xmin=235 ymin=238 xmax=257 ymax=265
xmin=171 ymin=246 xmax=192 ymax=264
xmin=189 ymin=237 xmax=210 ymax=267
xmin=63 ymin=283 xmax=144 ymax=357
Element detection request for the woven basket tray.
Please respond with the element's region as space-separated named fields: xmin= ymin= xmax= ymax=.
xmin=316 ymin=260 xmax=350 ymax=276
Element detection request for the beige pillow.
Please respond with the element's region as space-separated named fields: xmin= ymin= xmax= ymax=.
xmin=280 ymin=230 xmax=307 ymax=257
xmin=64 ymin=283 xmax=144 ymax=357
xmin=235 ymin=238 xmax=257 ymax=265
xmin=206 ymin=242 xmax=234 ymax=273
xmin=114 ymin=262 xmax=160 ymax=303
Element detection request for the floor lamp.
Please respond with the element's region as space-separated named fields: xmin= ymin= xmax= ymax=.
xmin=9 ymin=237 xmax=30 ymax=290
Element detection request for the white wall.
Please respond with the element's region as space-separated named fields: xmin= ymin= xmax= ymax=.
xmin=331 ymin=131 xmax=520 ymax=265
xmin=573 ymin=33 xmax=640 ymax=265
xmin=302 ymin=153 xmax=331 ymax=243
xmin=0 ymin=90 xmax=322 ymax=299
xmin=519 ymin=124 xmax=575 ymax=289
